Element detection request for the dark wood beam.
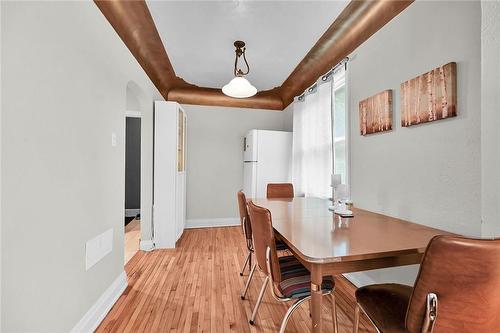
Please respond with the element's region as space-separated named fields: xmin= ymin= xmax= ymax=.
xmin=168 ymin=87 xmax=283 ymax=110
xmin=94 ymin=0 xmax=284 ymax=110
xmin=278 ymin=0 xmax=414 ymax=108
xmin=95 ymin=0 xmax=413 ymax=111
xmin=94 ymin=0 xmax=187 ymax=99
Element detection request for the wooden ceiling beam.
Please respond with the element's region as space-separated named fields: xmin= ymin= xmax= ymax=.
xmin=168 ymin=87 xmax=283 ymax=110
xmin=95 ymin=0 xmax=413 ymax=111
xmin=278 ymin=0 xmax=414 ymax=108
xmin=95 ymin=0 xmax=188 ymax=99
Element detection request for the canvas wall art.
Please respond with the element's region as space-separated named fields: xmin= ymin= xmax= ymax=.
xmin=401 ymin=62 xmax=457 ymax=127
xmin=359 ymin=89 xmax=393 ymax=136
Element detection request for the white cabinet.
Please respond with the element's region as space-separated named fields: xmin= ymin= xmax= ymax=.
xmin=153 ymin=101 xmax=187 ymax=248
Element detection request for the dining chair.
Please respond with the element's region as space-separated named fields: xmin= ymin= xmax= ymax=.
xmin=238 ymin=191 xmax=289 ymax=301
xmin=247 ymin=201 xmax=338 ymax=333
xmin=266 ymin=183 xmax=294 ymax=199
xmin=237 ymin=191 xmax=254 ymax=277
xmin=353 ymin=235 xmax=500 ymax=333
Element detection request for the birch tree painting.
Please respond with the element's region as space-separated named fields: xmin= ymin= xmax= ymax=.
xmin=401 ymin=62 xmax=457 ymax=127
xmin=359 ymin=90 xmax=392 ymax=135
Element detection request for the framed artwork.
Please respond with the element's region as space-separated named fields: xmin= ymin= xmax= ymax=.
xmin=401 ymin=62 xmax=457 ymax=127
xmin=359 ymin=89 xmax=393 ymax=135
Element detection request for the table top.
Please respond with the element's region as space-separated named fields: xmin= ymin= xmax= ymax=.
xmin=251 ymin=197 xmax=452 ymax=264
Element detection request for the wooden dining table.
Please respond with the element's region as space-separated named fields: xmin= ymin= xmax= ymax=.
xmin=251 ymin=197 xmax=452 ymax=333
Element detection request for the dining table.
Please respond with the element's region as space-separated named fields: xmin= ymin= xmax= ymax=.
xmin=250 ymin=197 xmax=452 ymax=333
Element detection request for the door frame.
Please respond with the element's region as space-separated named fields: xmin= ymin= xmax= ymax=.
xmin=124 ymin=111 xmax=145 ymax=257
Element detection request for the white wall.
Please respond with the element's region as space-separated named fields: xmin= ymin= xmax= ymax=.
xmin=347 ymin=1 xmax=481 ymax=285
xmin=182 ymin=104 xmax=292 ymax=223
xmin=1 ymin=2 xmax=159 ymax=331
xmin=481 ymin=0 xmax=500 ymax=237
xmin=0 ymin=2 xmax=3 ymax=328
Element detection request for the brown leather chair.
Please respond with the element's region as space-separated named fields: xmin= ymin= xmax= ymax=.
xmin=353 ymin=235 xmax=500 ymax=333
xmin=237 ymin=191 xmax=288 ymax=300
xmin=237 ymin=191 xmax=254 ymax=276
xmin=247 ymin=201 xmax=338 ymax=333
xmin=266 ymin=183 xmax=294 ymax=199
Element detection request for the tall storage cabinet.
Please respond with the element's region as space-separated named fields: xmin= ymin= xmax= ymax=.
xmin=153 ymin=101 xmax=187 ymax=249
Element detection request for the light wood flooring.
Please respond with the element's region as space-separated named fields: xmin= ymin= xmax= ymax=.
xmin=124 ymin=219 xmax=140 ymax=264
xmin=98 ymin=227 xmax=375 ymax=333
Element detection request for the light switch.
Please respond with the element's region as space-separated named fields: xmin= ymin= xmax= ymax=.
xmin=111 ymin=132 xmax=117 ymax=147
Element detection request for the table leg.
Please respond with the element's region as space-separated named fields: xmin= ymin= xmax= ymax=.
xmin=311 ymin=264 xmax=323 ymax=333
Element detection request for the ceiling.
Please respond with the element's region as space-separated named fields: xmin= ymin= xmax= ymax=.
xmin=146 ymin=1 xmax=349 ymax=92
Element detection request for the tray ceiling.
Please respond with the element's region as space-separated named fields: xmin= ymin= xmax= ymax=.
xmin=146 ymin=1 xmax=349 ymax=92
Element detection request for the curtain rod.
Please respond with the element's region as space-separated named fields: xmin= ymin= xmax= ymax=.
xmin=297 ymin=57 xmax=349 ymax=102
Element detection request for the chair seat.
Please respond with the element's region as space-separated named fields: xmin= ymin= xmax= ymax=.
xmin=355 ymin=283 xmax=413 ymax=333
xmin=275 ymin=239 xmax=288 ymax=251
xmin=277 ymin=256 xmax=334 ymax=299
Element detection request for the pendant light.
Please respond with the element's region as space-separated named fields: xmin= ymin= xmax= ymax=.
xmin=222 ymin=41 xmax=257 ymax=98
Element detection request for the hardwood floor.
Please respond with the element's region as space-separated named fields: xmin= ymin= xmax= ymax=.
xmin=98 ymin=227 xmax=375 ymax=333
xmin=124 ymin=219 xmax=140 ymax=264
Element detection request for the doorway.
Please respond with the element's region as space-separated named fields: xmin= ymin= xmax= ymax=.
xmin=125 ymin=114 xmax=141 ymax=264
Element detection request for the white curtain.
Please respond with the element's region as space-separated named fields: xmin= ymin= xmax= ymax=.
xmin=292 ymin=81 xmax=332 ymax=198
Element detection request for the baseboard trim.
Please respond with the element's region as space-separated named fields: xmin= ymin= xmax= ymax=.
xmin=185 ymin=217 xmax=240 ymax=229
xmin=140 ymin=239 xmax=155 ymax=252
xmin=125 ymin=209 xmax=140 ymax=217
xmin=71 ymin=271 xmax=127 ymax=333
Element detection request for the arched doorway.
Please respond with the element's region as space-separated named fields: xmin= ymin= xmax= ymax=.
xmin=124 ymin=81 xmax=144 ymax=264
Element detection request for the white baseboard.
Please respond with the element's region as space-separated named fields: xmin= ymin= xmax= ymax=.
xmin=140 ymin=239 xmax=155 ymax=251
xmin=185 ymin=217 xmax=240 ymax=229
xmin=71 ymin=271 xmax=127 ymax=333
xmin=125 ymin=209 xmax=140 ymax=217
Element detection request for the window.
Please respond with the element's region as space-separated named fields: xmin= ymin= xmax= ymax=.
xmin=292 ymin=64 xmax=349 ymax=199
xmin=332 ymin=68 xmax=349 ymax=194
xmin=292 ymin=82 xmax=332 ymax=198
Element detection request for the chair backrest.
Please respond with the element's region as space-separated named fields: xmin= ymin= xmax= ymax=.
xmin=406 ymin=235 xmax=500 ymax=333
xmin=237 ymin=191 xmax=252 ymax=247
xmin=247 ymin=201 xmax=281 ymax=283
xmin=266 ymin=183 xmax=294 ymax=199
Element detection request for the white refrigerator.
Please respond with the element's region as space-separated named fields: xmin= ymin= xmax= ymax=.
xmin=243 ymin=130 xmax=293 ymax=199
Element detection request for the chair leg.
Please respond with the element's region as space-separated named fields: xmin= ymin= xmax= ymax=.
xmin=248 ymin=252 xmax=252 ymax=273
xmin=353 ymin=303 xmax=360 ymax=333
xmin=249 ymin=276 xmax=269 ymax=325
xmin=240 ymin=251 xmax=251 ymax=276
xmin=241 ymin=263 xmax=256 ymax=300
xmin=331 ymin=292 xmax=338 ymax=333
xmin=278 ymin=296 xmax=311 ymax=333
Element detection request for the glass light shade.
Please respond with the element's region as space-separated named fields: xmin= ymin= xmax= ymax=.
xmin=222 ymin=76 xmax=257 ymax=98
